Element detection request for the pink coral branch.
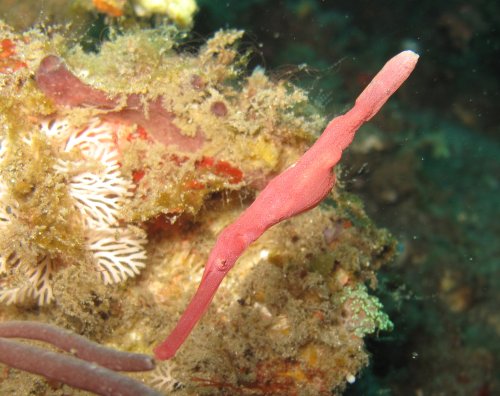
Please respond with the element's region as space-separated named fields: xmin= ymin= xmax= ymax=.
xmin=154 ymin=51 xmax=419 ymax=360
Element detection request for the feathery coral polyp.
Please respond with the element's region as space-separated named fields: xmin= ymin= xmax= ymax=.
xmin=54 ymin=119 xmax=132 ymax=228
xmin=88 ymin=228 xmax=147 ymax=284
xmin=49 ymin=118 xmax=148 ymax=285
xmin=154 ymin=50 xmax=419 ymax=360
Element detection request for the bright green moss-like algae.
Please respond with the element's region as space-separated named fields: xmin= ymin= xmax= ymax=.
xmin=1 ymin=20 xmax=396 ymax=395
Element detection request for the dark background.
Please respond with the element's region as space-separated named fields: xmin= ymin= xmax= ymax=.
xmin=193 ymin=1 xmax=500 ymax=395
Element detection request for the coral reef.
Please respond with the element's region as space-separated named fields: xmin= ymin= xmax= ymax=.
xmin=0 ymin=13 xmax=399 ymax=395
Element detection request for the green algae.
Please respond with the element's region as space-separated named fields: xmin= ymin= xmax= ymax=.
xmin=340 ymin=284 xmax=394 ymax=338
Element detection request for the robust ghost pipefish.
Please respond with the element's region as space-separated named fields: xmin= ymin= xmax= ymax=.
xmin=154 ymin=50 xmax=419 ymax=360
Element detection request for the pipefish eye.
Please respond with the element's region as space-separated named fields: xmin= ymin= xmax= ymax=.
xmin=215 ymin=258 xmax=228 ymax=271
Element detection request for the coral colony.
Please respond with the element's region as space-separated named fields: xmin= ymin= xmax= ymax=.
xmin=154 ymin=50 xmax=419 ymax=359
xmin=0 ymin=116 xmax=147 ymax=304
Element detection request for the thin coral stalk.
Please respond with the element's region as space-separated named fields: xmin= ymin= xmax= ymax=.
xmin=0 ymin=337 xmax=161 ymax=396
xmin=154 ymin=51 xmax=419 ymax=360
xmin=0 ymin=321 xmax=154 ymax=371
